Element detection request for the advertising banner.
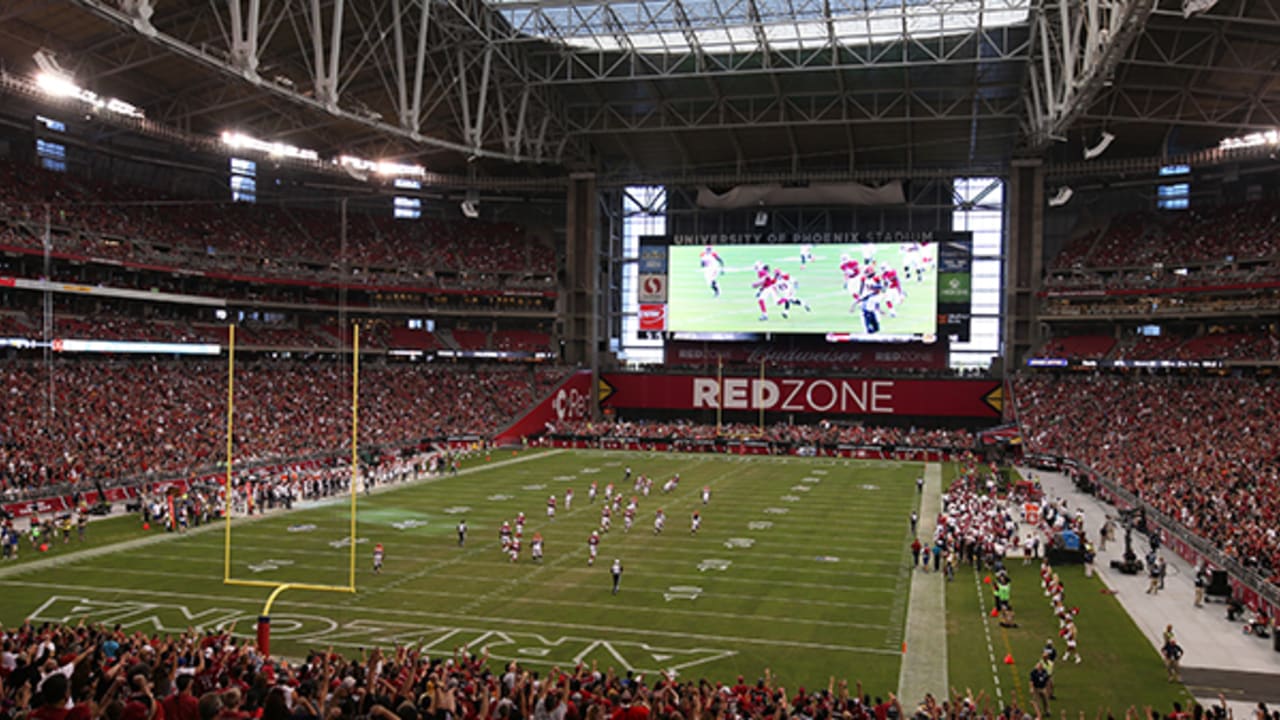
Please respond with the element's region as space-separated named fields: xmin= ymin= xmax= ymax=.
xmin=598 ymin=373 xmax=1003 ymax=418
xmin=493 ymin=370 xmax=594 ymax=445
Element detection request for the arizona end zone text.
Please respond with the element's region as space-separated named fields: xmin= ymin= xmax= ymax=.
xmin=692 ymin=377 xmax=894 ymax=413
xmin=670 ymin=231 xmax=937 ymax=246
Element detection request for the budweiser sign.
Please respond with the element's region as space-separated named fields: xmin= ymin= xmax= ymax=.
xmin=665 ymin=339 xmax=946 ymax=370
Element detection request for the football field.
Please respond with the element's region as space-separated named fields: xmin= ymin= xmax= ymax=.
xmin=0 ymin=450 xmax=919 ymax=691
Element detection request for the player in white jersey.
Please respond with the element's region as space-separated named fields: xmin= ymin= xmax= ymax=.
xmin=587 ymin=531 xmax=600 ymax=565
xmin=564 ymin=488 xmax=573 ymax=511
xmin=799 ymin=244 xmax=814 ymax=267
xmin=851 ymin=272 xmax=884 ymax=335
xmin=771 ymin=268 xmax=811 ymax=317
xmin=700 ymin=246 xmax=726 ymax=297
xmin=624 ymin=506 xmax=635 ymax=533
xmin=654 ymin=508 xmax=666 ymax=534
xmin=531 ymin=532 xmax=544 ymax=563
xmin=691 ymin=511 xmax=702 ymax=534
xmin=546 ymin=495 xmax=557 ymax=520
xmin=588 ymin=481 xmax=597 ymax=503
xmin=702 ymin=486 xmax=711 ymax=505
xmin=604 ymin=482 xmax=615 ymax=503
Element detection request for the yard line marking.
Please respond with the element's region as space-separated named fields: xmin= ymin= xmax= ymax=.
xmin=4 ymin=579 xmax=899 ymax=656
xmin=973 ymin=567 xmax=1004 ymax=705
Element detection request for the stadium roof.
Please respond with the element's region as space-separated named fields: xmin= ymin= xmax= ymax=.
xmin=0 ymin=0 xmax=1277 ymax=181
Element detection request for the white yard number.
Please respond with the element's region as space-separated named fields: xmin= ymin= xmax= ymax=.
xmin=697 ymin=559 xmax=732 ymax=572
xmin=748 ymin=521 xmax=774 ymax=530
xmin=442 ymin=506 xmax=471 ymax=515
xmin=392 ymin=519 xmax=429 ymax=530
xmin=724 ymin=538 xmax=755 ymax=549
xmin=523 ymin=484 xmax=547 ymax=491
xmin=801 ymin=477 xmax=822 ymax=483
xmin=248 ymin=559 xmax=295 ymax=573
xmin=790 ymin=485 xmax=812 ymax=492
xmin=763 ymin=507 xmax=789 ymax=515
xmin=780 ymin=495 xmax=801 ymax=502
xmin=663 ymin=586 xmax=703 ymax=601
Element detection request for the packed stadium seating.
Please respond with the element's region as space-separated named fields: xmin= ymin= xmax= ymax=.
xmin=1051 ymin=202 xmax=1280 ymax=271
xmin=0 ymin=160 xmax=556 ymax=289
xmin=1013 ymin=374 xmax=1280 ymax=586
xmin=1033 ymin=330 xmax=1280 ymax=362
xmin=0 ymin=362 xmax=566 ymax=497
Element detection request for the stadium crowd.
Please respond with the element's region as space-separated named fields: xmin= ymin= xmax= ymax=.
xmin=1013 ymin=374 xmax=1280 ymax=586
xmin=0 ymin=618 xmax=1235 ymax=720
xmin=550 ymin=421 xmax=973 ymax=449
xmin=0 ymin=162 xmax=555 ymax=290
xmin=0 ymin=362 xmax=563 ymax=499
xmin=1051 ymin=201 xmax=1280 ymax=270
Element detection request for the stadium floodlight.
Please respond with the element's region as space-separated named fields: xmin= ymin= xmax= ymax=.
xmin=338 ymin=155 xmax=425 ymax=178
xmin=221 ymin=131 xmax=319 ymax=161
xmin=1048 ymin=186 xmax=1074 ymax=207
xmin=1218 ymin=129 xmax=1280 ymax=151
xmin=1083 ymin=131 xmax=1116 ymax=160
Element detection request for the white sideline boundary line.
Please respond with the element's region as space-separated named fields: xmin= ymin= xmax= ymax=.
xmin=0 ymin=450 xmax=564 ymax=581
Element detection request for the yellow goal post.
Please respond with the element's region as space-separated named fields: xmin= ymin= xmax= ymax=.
xmin=220 ymin=324 xmax=360 ymax=656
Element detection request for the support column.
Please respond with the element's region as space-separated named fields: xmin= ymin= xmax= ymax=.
xmin=1004 ymin=159 xmax=1045 ymax=369
xmin=562 ymin=173 xmax=599 ymax=374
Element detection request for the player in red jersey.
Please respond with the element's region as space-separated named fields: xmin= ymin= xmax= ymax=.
xmin=546 ymin=494 xmax=557 ymax=520
xmin=880 ymin=265 xmax=903 ymax=317
xmin=839 ymin=254 xmax=861 ymax=289
xmin=587 ymin=530 xmax=600 ymax=566
xmin=751 ymin=263 xmax=778 ymax=320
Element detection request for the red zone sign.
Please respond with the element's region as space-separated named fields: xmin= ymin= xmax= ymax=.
xmin=598 ymin=374 xmax=1004 ymax=418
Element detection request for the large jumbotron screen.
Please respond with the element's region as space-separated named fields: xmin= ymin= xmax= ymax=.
xmin=666 ymin=242 xmax=938 ymax=339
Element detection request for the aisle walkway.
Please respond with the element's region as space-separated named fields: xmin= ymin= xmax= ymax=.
xmin=898 ymin=463 xmax=948 ymax=702
xmin=1024 ymin=467 xmax=1280 ymax=711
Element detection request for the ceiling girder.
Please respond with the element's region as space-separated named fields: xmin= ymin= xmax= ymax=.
xmin=1022 ymin=0 xmax=1156 ymax=148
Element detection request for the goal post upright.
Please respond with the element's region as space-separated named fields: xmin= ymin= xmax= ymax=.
xmin=349 ymin=324 xmax=359 ymax=590
xmin=220 ymin=323 xmax=361 ymax=658
xmin=224 ymin=324 xmax=235 ymax=583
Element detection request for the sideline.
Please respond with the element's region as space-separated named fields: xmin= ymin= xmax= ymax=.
xmin=897 ymin=463 xmax=948 ymax=701
xmin=0 ymin=449 xmax=563 ymax=580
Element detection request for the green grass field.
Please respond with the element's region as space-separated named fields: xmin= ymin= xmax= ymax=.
xmin=667 ymin=244 xmax=935 ymax=336
xmin=0 ymin=450 xmax=918 ymax=692
xmin=0 ymin=451 xmax=1189 ymax=710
